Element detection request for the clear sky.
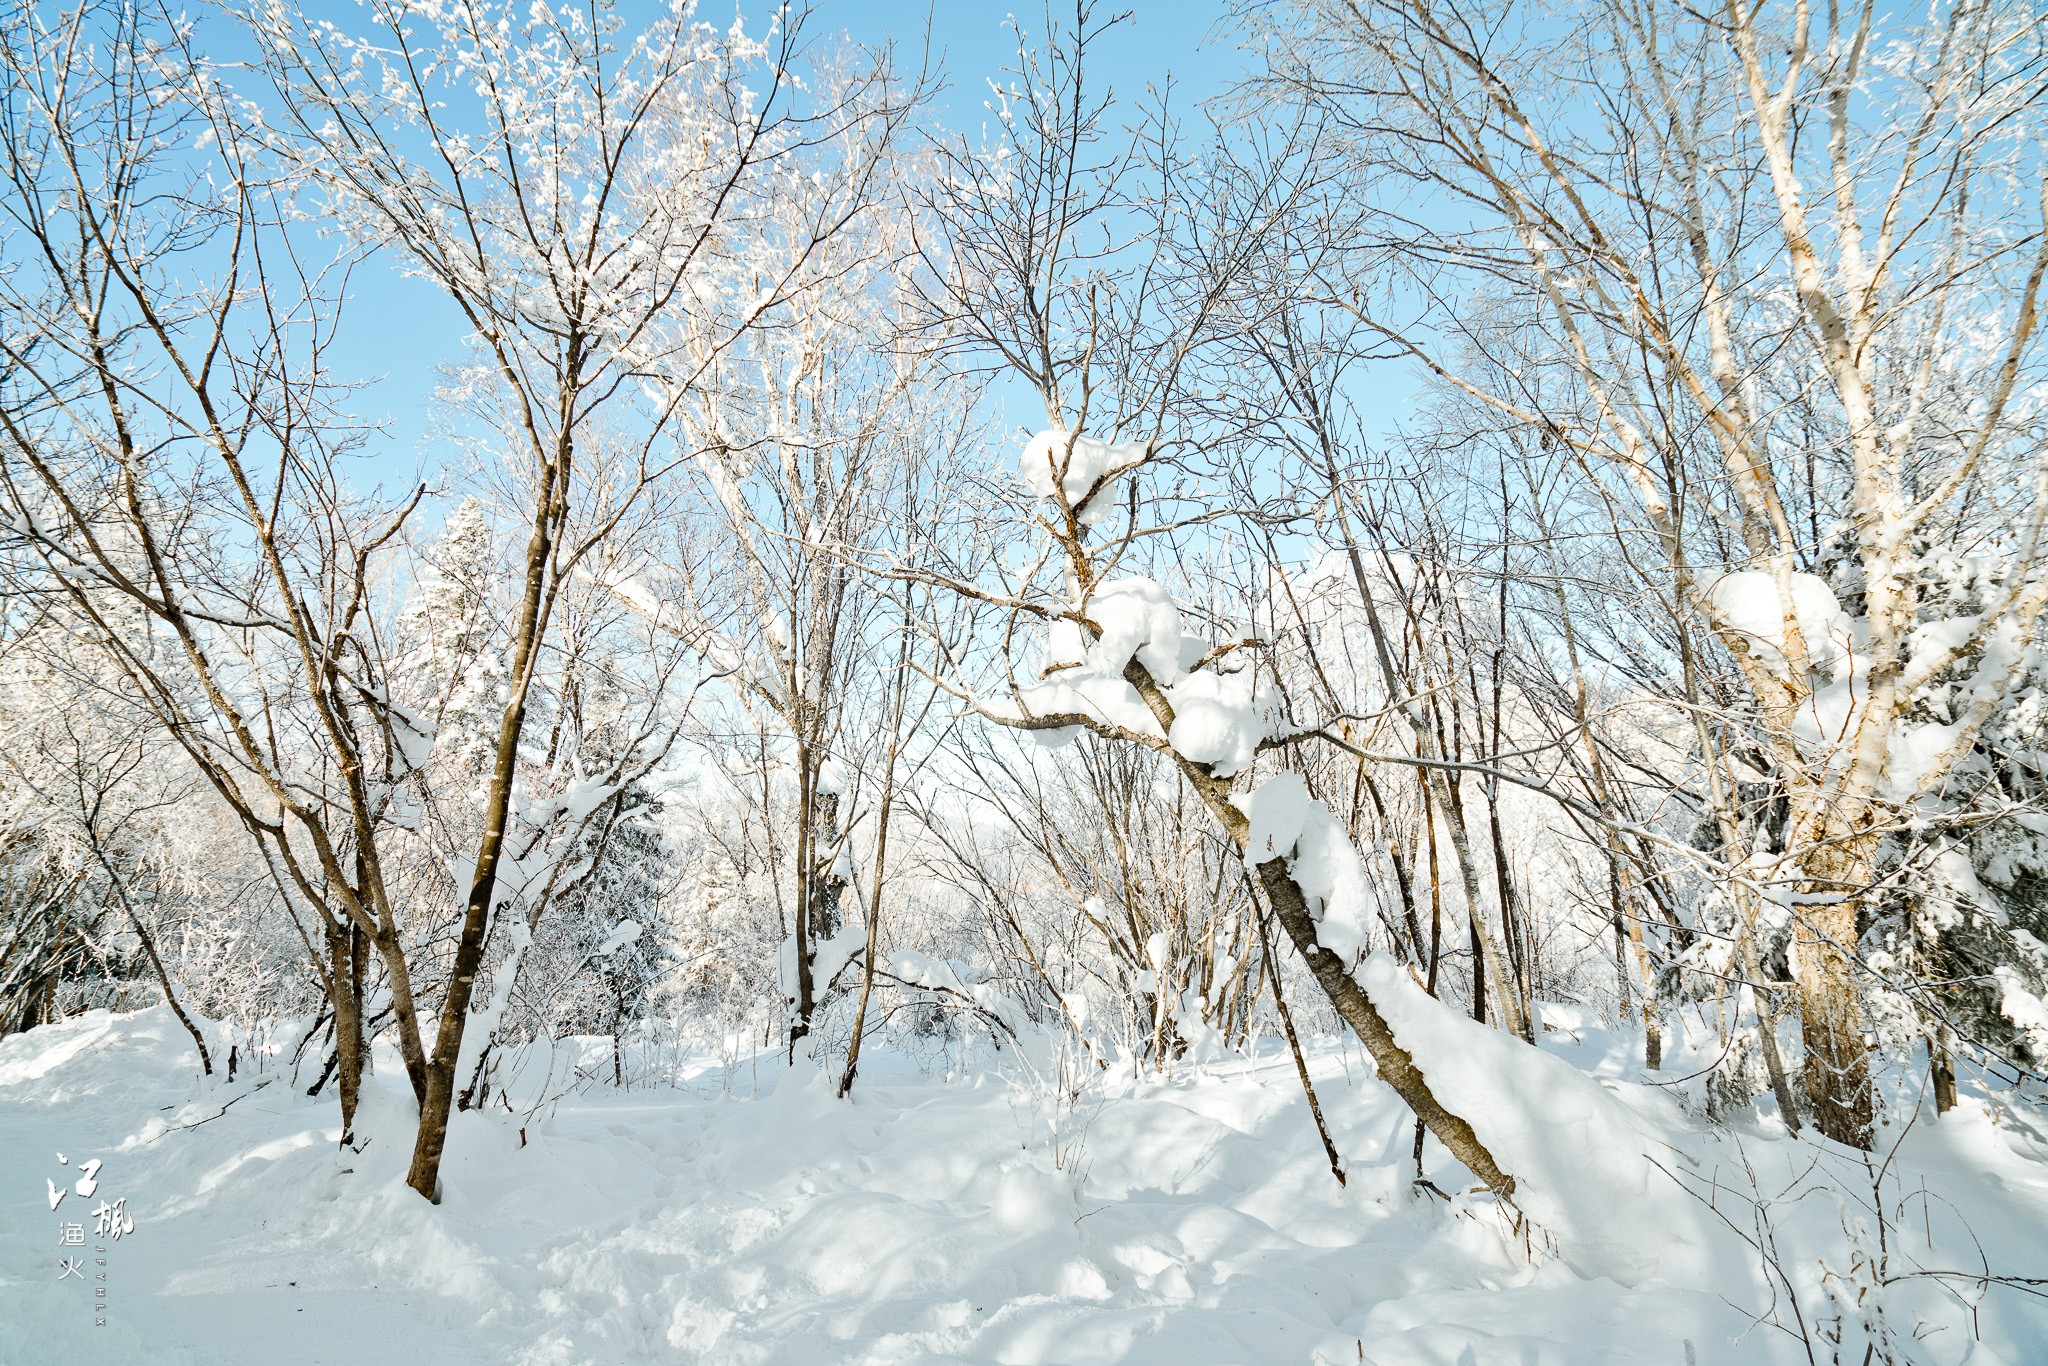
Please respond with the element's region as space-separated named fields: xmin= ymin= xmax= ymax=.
xmin=273 ymin=0 xmax=1246 ymax=491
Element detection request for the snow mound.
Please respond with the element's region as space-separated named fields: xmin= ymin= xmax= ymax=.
xmin=1015 ymin=670 xmax=1161 ymax=741
xmin=1230 ymin=775 xmax=1710 ymax=1282
xmin=1357 ymin=957 xmax=1706 ymax=1286
xmin=1012 ymin=577 xmax=1193 ymax=741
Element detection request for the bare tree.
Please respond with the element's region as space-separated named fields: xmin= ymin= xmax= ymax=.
xmin=0 ymin=0 xmax=438 ymax=1150
xmin=240 ymin=0 xmax=920 ymax=1196
xmin=907 ymin=1 xmax=1517 ymax=1195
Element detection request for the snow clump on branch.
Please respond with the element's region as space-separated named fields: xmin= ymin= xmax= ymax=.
xmin=1703 ymin=570 xmax=1857 ymax=682
xmin=1020 ymin=429 xmax=1147 ymax=528
xmin=1018 ymin=575 xmax=1283 ymax=770
xmin=1233 ymin=772 xmax=1376 ymax=964
xmin=1016 ymin=576 xmax=1193 ymax=739
xmin=1165 ymin=659 xmax=1283 ymax=778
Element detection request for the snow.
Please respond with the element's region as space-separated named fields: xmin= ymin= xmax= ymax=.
xmin=455 ymin=912 xmax=535 ymax=1096
xmin=1286 ymin=809 xmax=1379 ymax=966
xmin=777 ymin=923 xmax=868 ymax=1000
xmin=816 ymin=758 xmax=849 ymax=798
xmin=592 ymin=920 xmax=643 ymax=957
xmin=811 ymin=924 xmax=868 ymax=994
xmin=1224 ymin=774 xmax=1692 ymax=1283
xmin=1014 ymin=670 xmax=1160 ymax=740
xmin=1164 ymin=662 xmax=1280 ymax=777
xmin=1019 ymin=430 xmax=1148 ymax=528
xmin=1014 ymin=581 xmax=1276 ymax=765
xmin=1236 ymin=770 xmax=1312 ymax=863
xmin=1992 ymin=962 xmax=2048 ymax=1055
xmin=886 ymin=949 xmax=1025 ymax=1036
xmin=1227 ymin=775 xmax=1727 ymax=1281
xmin=1040 ymin=617 xmax=1088 ymax=673
xmin=1704 ymin=570 xmax=1855 ymax=681
xmin=1356 ymin=963 xmax=1703 ymax=1285
xmin=8 ymin=1008 xmax=2047 ymax=1363
xmin=1232 ymin=774 xmax=1376 ymax=962
xmin=1884 ymin=717 xmax=1970 ymax=799
xmin=1082 ymin=578 xmax=1185 ymax=684
xmin=1012 ymin=578 xmax=1195 ymax=739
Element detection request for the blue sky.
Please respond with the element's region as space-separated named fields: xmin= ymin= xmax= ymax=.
xmin=273 ymin=0 xmax=1245 ymax=489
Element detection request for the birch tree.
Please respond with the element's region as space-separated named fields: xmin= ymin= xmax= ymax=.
xmin=1251 ymin=0 xmax=2048 ymax=1148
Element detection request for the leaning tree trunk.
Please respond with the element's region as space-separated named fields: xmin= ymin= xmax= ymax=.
xmin=404 ymin=415 xmax=566 ymax=1202
xmin=1126 ymin=660 xmax=1516 ymax=1197
xmin=1250 ymin=834 xmax=1513 ymax=1194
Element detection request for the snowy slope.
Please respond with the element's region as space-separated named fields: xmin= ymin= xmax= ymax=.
xmin=2 ymin=1008 xmax=2045 ymax=1365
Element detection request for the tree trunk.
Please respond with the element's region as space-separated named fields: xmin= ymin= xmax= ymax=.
xmin=88 ymin=839 xmax=211 ymax=1075
xmin=1251 ymin=851 xmax=1513 ymax=1195
xmin=1102 ymin=637 xmax=1514 ymax=1195
xmin=1440 ymin=773 xmax=1525 ymax=1039
xmin=1930 ymin=1025 xmax=1958 ymax=1116
xmin=1360 ymin=768 xmax=1426 ymax=963
xmin=841 ymin=686 xmax=906 ymax=1099
xmin=404 ymin=412 xmax=567 ymax=1202
xmin=612 ymin=997 xmax=626 ymax=1089
xmin=370 ymin=923 xmax=429 ymax=1104
xmin=1608 ymin=865 xmax=1660 ymax=1071
xmin=1793 ymin=838 xmax=1874 ymax=1148
xmin=1484 ymin=784 xmax=1532 ymax=1028
xmin=331 ymin=922 xmax=368 ymax=1144
xmin=793 ymin=761 xmax=852 ymax=1054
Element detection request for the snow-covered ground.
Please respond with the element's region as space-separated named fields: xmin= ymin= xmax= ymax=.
xmin=3 ymin=1008 xmax=2046 ymax=1364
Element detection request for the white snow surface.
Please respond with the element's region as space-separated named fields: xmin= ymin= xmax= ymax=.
xmin=593 ymin=920 xmax=644 ymax=957
xmin=777 ymin=924 xmax=868 ymax=1001
xmin=5 ymin=1008 xmax=2048 ymax=1364
xmin=1237 ymin=770 xmax=1313 ymax=862
xmin=1015 ymin=670 xmax=1159 ymax=741
xmin=1230 ymin=779 xmax=1690 ymax=1278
